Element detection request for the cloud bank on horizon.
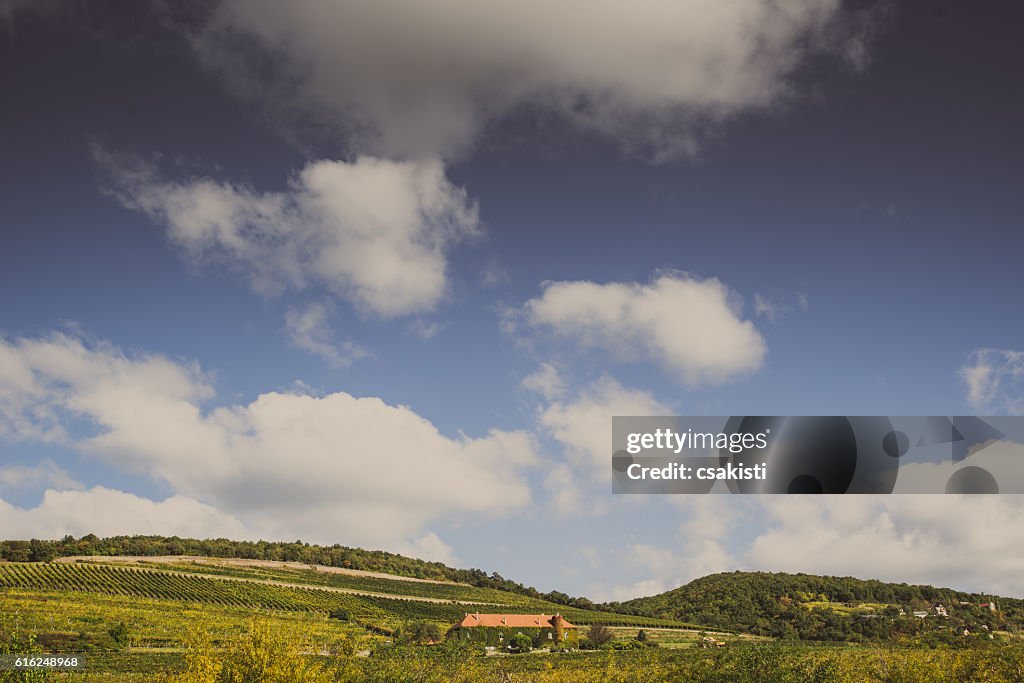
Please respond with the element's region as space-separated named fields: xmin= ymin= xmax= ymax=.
xmin=2 ymin=0 xmax=1024 ymax=602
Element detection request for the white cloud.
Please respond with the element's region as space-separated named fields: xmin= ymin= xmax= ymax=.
xmin=284 ymin=302 xmax=367 ymax=367
xmin=594 ymin=498 xmax=745 ymax=601
xmin=520 ymin=363 xmax=566 ymax=401
xmin=190 ymin=0 xmax=874 ymax=161
xmin=0 ymin=333 xmax=538 ymax=554
xmin=594 ymin=493 xmax=1024 ymax=601
xmin=891 ymin=440 xmax=1024 ymax=494
xmin=0 ymin=460 xmax=81 ymax=492
xmin=0 ymin=333 xmax=213 ymax=445
xmin=100 ymin=152 xmax=480 ymax=318
xmin=0 ymin=487 xmax=250 ymax=540
xmin=541 ymin=463 xmax=588 ymax=517
xmin=627 ymin=543 xmax=677 ymax=576
xmin=395 ymin=531 xmax=457 ymax=565
xmin=519 ymin=274 xmax=766 ymax=386
xmin=961 ymin=349 xmax=1024 ymax=414
xmin=593 ymin=578 xmax=672 ymax=604
xmin=670 ymin=497 xmax=746 ymax=579
xmin=539 ymin=375 xmax=668 ymax=480
xmin=747 ymin=496 xmax=1024 ymax=596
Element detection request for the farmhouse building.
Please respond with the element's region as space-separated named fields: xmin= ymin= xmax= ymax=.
xmin=448 ymin=613 xmax=578 ymax=646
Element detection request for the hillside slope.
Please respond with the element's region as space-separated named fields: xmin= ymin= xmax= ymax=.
xmin=0 ymin=534 xmax=597 ymax=609
xmin=611 ymin=571 xmax=1024 ymax=641
xmin=0 ymin=559 xmax=696 ymax=632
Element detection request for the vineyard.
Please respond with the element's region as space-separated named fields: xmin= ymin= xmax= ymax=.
xmin=0 ymin=562 xmax=696 ymax=631
xmin=135 ymin=560 xmax=703 ymax=628
xmin=3 ymin=562 xmax=1022 ymax=683
xmin=133 ymin=559 xmax=525 ymax=604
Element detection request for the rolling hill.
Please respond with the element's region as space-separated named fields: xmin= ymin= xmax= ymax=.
xmin=609 ymin=571 xmax=1024 ymax=641
xmin=0 ymin=556 xmax=697 ymax=633
xmin=4 ymin=536 xmax=1023 ymax=646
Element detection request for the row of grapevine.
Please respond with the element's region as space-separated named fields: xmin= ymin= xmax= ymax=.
xmin=145 ymin=562 xmax=693 ymax=626
xmin=151 ymin=560 xmax=525 ymax=605
xmin=0 ymin=563 xmax=483 ymax=627
xmin=0 ymin=563 xmax=332 ymax=612
xmin=0 ymin=562 xmax=698 ymax=630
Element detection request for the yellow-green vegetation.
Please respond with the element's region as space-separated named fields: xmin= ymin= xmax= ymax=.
xmin=4 ymin=556 xmax=1024 ymax=681
xmin=604 ymin=626 xmax=764 ymax=649
xmin=39 ymin=635 xmax=1024 ymax=682
xmin=5 ymin=587 xmax=1024 ymax=681
xmin=187 ymin=638 xmax=1024 ymax=683
xmin=165 ymin=619 xmax=333 ymax=683
xmin=1 ymin=590 xmax=364 ymax=653
xmin=801 ymin=601 xmax=889 ymax=615
xmin=0 ymin=562 xmax=692 ymax=631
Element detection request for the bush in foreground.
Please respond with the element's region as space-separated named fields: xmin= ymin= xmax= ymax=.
xmin=168 ymin=619 xmax=331 ymax=683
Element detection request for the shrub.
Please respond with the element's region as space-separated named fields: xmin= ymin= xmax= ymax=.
xmin=509 ymin=633 xmax=533 ymax=653
xmin=587 ymin=624 xmax=614 ymax=647
xmin=404 ymin=620 xmax=442 ymax=644
xmin=108 ymin=621 xmax=131 ymax=648
xmin=168 ymin=619 xmax=331 ymax=683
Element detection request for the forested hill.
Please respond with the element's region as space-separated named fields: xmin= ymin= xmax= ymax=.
xmin=0 ymin=534 xmax=596 ymax=610
xmin=605 ymin=571 xmax=1024 ymax=642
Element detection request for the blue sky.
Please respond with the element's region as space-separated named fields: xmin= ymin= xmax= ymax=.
xmin=2 ymin=0 xmax=1024 ymax=601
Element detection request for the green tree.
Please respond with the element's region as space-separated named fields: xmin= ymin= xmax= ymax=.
xmin=508 ymin=633 xmax=532 ymax=653
xmin=587 ymin=624 xmax=614 ymax=647
xmin=404 ymin=620 xmax=441 ymax=644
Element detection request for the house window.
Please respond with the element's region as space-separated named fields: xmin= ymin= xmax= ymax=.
xmin=548 ymin=633 xmax=553 ymax=639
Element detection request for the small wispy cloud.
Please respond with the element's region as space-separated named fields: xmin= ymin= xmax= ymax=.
xmin=753 ymin=293 xmax=784 ymax=323
xmin=753 ymin=289 xmax=808 ymax=324
xmin=520 ymin=363 xmax=566 ymax=401
xmin=961 ymin=349 xmax=1024 ymax=414
xmin=481 ymin=260 xmax=509 ymax=288
xmin=408 ymin=319 xmax=443 ymax=340
xmin=284 ymin=302 xmax=368 ymax=368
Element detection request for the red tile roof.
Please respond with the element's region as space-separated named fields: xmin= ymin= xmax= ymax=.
xmin=454 ymin=613 xmax=576 ymax=629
